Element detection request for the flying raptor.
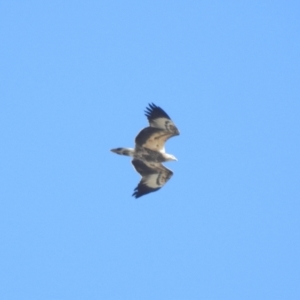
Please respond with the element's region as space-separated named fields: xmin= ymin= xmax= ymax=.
xmin=111 ymin=103 xmax=180 ymax=198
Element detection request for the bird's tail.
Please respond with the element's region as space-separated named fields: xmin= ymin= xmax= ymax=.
xmin=110 ymin=147 xmax=135 ymax=157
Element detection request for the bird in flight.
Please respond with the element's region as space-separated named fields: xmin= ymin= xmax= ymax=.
xmin=111 ymin=103 xmax=180 ymax=198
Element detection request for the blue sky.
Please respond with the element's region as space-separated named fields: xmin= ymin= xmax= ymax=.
xmin=1 ymin=1 xmax=300 ymax=299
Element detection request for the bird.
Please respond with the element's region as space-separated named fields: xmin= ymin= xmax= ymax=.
xmin=111 ymin=103 xmax=179 ymax=198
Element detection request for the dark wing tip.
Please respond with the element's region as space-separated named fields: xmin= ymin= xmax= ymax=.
xmin=144 ymin=103 xmax=170 ymax=121
xmin=132 ymin=184 xmax=160 ymax=198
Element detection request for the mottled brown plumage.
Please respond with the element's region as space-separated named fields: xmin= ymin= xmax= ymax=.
xmin=110 ymin=103 xmax=179 ymax=198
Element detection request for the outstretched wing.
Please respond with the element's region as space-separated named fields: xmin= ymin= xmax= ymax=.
xmin=145 ymin=103 xmax=179 ymax=131
xmin=135 ymin=127 xmax=174 ymax=152
xmin=135 ymin=103 xmax=179 ymax=152
xmin=131 ymin=159 xmax=173 ymax=198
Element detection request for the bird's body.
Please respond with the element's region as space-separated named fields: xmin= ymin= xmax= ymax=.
xmin=110 ymin=103 xmax=179 ymax=198
xmin=110 ymin=145 xmax=176 ymax=163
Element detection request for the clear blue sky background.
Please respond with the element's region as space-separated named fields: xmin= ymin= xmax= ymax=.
xmin=1 ymin=1 xmax=299 ymax=299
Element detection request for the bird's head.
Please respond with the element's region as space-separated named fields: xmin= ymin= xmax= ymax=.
xmin=165 ymin=153 xmax=178 ymax=161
